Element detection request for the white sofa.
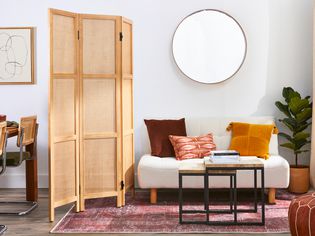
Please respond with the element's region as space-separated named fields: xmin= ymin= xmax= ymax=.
xmin=137 ymin=117 xmax=290 ymax=204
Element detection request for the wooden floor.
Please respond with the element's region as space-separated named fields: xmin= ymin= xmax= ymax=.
xmin=0 ymin=189 xmax=290 ymax=236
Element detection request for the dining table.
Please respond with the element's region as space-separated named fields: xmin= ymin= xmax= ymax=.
xmin=6 ymin=125 xmax=38 ymax=202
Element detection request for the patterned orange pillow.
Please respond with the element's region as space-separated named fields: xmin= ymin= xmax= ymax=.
xmin=169 ymin=133 xmax=216 ymax=160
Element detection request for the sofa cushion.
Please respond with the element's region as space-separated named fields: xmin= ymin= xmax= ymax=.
xmin=184 ymin=117 xmax=279 ymax=155
xmin=144 ymin=118 xmax=187 ymax=157
xmin=137 ymin=154 xmax=290 ymax=189
xmin=169 ymin=133 xmax=216 ymax=160
xmin=226 ymin=122 xmax=278 ymax=159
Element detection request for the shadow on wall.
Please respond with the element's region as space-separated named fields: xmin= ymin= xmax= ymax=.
xmin=134 ymin=122 xmax=150 ymax=187
xmin=135 ymin=123 xmax=151 ymax=163
xmin=252 ymin=0 xmax=313 ymax=166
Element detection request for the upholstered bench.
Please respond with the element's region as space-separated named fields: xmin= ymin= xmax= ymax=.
xmin=137 ymin=117 xmax=290 ymax=204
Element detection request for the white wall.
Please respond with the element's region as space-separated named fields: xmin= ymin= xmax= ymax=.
xmin=266 ymin=0 xmax=313 ymax=166
xmin=0 ymin=0 xmax=312 ymax=188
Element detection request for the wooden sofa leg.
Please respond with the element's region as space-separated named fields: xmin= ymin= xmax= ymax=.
xmin=150 ymin=188 xmax=157 ymax=204
xmin=268 ymin=188 xmax=276 ymax=204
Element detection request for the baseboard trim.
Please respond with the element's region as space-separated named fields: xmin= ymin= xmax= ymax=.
xmin=0 ymin=174 xmax=48 ymax=188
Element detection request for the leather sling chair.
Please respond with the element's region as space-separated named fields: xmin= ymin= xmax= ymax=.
xmin=0 ymin=116 xmax=38 ymax=216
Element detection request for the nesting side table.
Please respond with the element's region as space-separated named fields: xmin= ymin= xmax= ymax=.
xmin=178 ymin=158 xmax=265 ymax=226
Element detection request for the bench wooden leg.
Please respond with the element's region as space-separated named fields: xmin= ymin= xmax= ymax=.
xmin=150 ymin=188 xmax=157 ymax=204
xmin=268 ymin=188 xmax=276 ymax=204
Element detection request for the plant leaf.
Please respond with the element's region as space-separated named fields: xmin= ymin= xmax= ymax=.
xmin=288 ymin=97 xmax=310 ymax=115
xmin=295 ymin=150 xmax=310 ymax=154
xmin=282 ymin=87 xmax=301 ymax=103
xmin=275 ymin=101 xmax=292 ymax=118
xmin=278 ymin=132 xmax=292 ymax=141
xmin=293 ymin=131 xmax=310 ymax=141
xmin=294 ymin=139 xmax=310 ymax=150
xmin=296 ymin=108 xmax=312 ymax=123
xmin=295 ymin=122 xmax=312 ymax=133
xmin=279 ymin=118 xmax=297 ymax=131
xmin=280 ymin=142 xmax=295 ymax=150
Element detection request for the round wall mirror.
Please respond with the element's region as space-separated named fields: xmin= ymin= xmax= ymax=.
xmin=172 ymin=9 xmax=247 ymax=84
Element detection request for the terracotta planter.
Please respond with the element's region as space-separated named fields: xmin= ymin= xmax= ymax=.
xmin=288 ymin=165 xmax=310 ymax=193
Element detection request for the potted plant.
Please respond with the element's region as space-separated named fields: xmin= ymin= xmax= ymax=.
xmin=275 ymin=87 xmax=312 ymax=193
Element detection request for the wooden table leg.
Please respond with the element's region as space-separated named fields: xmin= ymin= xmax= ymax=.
xmin=25 ymin=158 xmax=38 ymax=201
xmin=25 ymin=125 xmax=38 ymax=202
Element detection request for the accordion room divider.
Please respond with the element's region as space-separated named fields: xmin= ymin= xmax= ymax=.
xmin=48 ymin=8 xmax=134 ymax=221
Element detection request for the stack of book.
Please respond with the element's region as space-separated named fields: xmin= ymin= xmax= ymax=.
xmin=208 ymin=150 xmax=240 ymax=163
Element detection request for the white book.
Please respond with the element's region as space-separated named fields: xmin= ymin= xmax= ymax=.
xmin=210 ymin=155 xmax=240 ymax=160
xmin=208 ymin=153 xmax=240 ymax=163
xmin=211 ymin=150 xmax=239 ymax=156
xmin=209 ymin=156 xmax=240 ymax=163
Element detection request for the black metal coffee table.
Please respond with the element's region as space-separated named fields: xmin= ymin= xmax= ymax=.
xmin=178 ymin=159 xmax=265 ymax=226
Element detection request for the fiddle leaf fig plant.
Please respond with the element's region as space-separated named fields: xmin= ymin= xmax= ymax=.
xmin=275 ymin=87 xmax=312 ymax=167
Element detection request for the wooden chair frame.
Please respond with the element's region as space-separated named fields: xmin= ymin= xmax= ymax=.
xmin=0 ymin=122 xmax=7 ymax=175
xmin=0 ymin=116 xmax=38 ymax=216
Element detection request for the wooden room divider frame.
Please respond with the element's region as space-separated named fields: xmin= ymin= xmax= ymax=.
xmin=49 ymin=9 xmax=134 ymax=222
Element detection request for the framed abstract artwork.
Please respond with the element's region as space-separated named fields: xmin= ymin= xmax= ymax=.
xmin=0 ymin=27 xmax=34 ymax=84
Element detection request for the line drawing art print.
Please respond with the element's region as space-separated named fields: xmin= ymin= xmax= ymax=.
xmin=0 ymin=27 xmax=34 ymax=84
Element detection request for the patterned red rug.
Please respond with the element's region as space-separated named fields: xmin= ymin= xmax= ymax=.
xmin=51 ymin=189 xmax=297 ymax=233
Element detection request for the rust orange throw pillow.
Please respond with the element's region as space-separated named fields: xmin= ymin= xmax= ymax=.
xmin=226 ymin=122 xmax=278 ymax=160
xmin=169 ymin=133 xmax=216 ymax=160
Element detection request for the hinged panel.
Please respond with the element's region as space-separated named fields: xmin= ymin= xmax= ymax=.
xmin=79 ymin=14 xmax=122 ymax=205
xmin=121 ymin=18 xmax=134 ymax=206
xmin=49 ymin=8 xmax=80 ymax=222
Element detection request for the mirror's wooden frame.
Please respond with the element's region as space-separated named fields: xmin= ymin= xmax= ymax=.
xmin=172 ymin=9 xmax=247 ymax=84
